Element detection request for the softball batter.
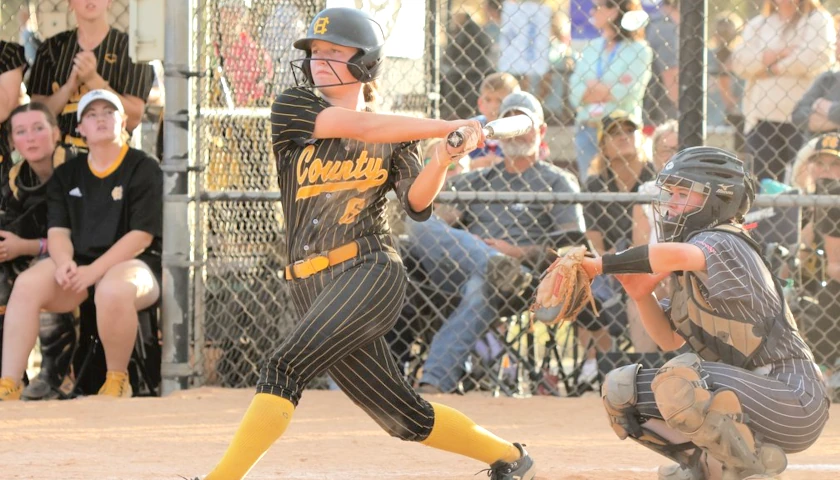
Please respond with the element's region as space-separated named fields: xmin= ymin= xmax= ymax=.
xmin=581 ymin=147 xmax=830 ymax=479
xmin=202 ymin=8 xmax=535 ymax=480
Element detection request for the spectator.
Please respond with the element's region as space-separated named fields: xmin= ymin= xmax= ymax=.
xmin=260 ymin=2 xmax=309 ymax=93
xmin=791 ymin=14 xmax=840 ymax=139
xmin=483 ymin=0 xmax=504 ymax=68
xmin=707 ymin=11 xmax=745 ymax=129
xmin=27 ymin=0 xmax=154 ymax=149
xmin=569 ymin=0 xmax=653 ymax=182
xmin=0 ymin=103 xmax=78 ymax=400
xmin=539 ymin=10 xmax=577 ymax=126
xmin=412 ymin=91 xmax=584 ymax=394
xmin=0 ymin=90 xmax=162 ymax=401
xmin=0 ymin=41 xmax=28 ymax=191
xmin=642 ymin=0 xmax=680 ymax=127
xmin=441 ymin=11 xmax=495 ymax=120
xmin=498 ymin=0 xmax=553 ymax=93
xmin=17 ymin=5 xmax=42 ymax=67
xmin=218 ymin=3 xmax=274 ymax=107
xmin=579 ymin=109 xmax=656 ymax=384
xmin=731 ymin=0 xmax=835 ymax=182
xmin=793 ymin=133 xmax=840 ymax=395
xmin=469 ymin=72 xmax=521 ymax=170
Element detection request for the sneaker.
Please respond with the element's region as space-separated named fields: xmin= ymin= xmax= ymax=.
xmin=0 ymin=377 xmax=22 ymax=401
xmin=21 ymin=374 xmax=74 ymax=401
xmin=486 ymin=443 xmax=536 ymax=480
xmin=98 ymin=371 xmax=132 ymax=398
xmin=579 ymin=358 xmax=599 ymax=384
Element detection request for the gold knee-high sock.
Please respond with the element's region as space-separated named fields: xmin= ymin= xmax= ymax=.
xmin=205 ymin=393 xmax=295 ymax=480
xmin=420 ymin=402 xmax=520 ymax=465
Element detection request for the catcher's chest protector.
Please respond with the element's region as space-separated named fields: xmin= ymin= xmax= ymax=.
xmin=669 ymin=225 xmax=792 ymax=368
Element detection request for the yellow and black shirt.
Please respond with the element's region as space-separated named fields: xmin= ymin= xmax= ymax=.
xmin=0 ymin=41 xmax=28 ymax=191
xmin=46 ymin=145 xmax=162 ymax=276
xmin=27 ymin=28 xmax=153 ymax=147
xmin=271 ymin=86 xmax=430 ymax=263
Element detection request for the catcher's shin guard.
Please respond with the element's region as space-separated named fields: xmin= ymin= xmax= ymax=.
xmin=602 ymin=364 xmax=703 ymax=475
xmin=651 ymin=353 xmax=787 ymax=479
xmin=21 ymin=312 xmax=79 ymax=400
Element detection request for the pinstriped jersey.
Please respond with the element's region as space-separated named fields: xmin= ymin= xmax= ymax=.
xmin=0 ymin=42 xmax=28 ymax=191
xmin=26 ymin=28 xmax=153 ymax=143
xmin=684 ymin=230 xmax=816 ymax=368
xmin=271 ymin=86 xmax=431 ymax=263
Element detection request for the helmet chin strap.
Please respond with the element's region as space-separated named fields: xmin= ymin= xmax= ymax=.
xmin=290 ymin=57 xmax=369 ymax=89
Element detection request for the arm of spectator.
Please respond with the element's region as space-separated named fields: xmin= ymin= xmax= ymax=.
xmin=87 ymin=230 xmax=153 ymax=281
xmin=826 ymin=234 xmax=840 ymax=283
xmin=731 ymin=19 xmax=769 ymax=80
xmin=632 ymin=204 xmax=650 ymax=246
xmin=662 ymin=67 xmax=679 ymax=107
xmin=791 ymin=73 xmax=829 ymax=130
xmin=0 ymin=230 xmax=40 ymax=261
xmin=0 ymin=66 xmax=24 ymax=122
xmin=31 ymin=68 xmax=80 ymax=120
xmin=434 ymin=203 xmax=463 ymax=226
xmin=568 ymin=52 xmax=592 ymax=108
xmin=608 ymin=43 xmax=653 ymax=105
xmin=47 ymin=227 xmax=75 ymax=268
xmin=808 ymin=110 xmax=840 ymax=133
xmin=586 ymin=229 xmax=607 ymax=255
xmin=774 ymin=12 xmax=834 ymax=78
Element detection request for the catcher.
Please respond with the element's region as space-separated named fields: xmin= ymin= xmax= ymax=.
xmin=532 ymin=147 xmax=830 ymax=480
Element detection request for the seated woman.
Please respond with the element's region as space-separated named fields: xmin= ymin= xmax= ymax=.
xmin=0 ymin=102 xmax=79 ymax=400
xmin=0 ymin=90 xmax=162 ymax=400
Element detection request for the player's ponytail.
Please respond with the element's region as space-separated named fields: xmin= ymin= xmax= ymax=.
xmin=363 ymin=80 xmax=380 ymax=107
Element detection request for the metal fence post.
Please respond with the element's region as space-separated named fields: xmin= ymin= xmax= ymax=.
xmin=160 ymin=0 xmax=194 ymax=394
xmin=678 ymin=0 xmax=707 ymax=148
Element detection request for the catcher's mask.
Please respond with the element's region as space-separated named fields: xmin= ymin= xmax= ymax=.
xmin=290 ymin=7 xmax=385 ymax=88
xmin=653 ymin=146 xmax=753 ymax=243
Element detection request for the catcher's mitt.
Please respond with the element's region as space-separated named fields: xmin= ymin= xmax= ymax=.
xmin=530 ymin=245 xmax=599 ymax=325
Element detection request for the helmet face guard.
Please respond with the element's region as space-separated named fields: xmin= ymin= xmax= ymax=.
xmin=653 ymin=174 xmax=711 ymax=243
xmin=291 ymin=7 xmax=385 ymax=88
xmin=289 ymin=55 xmax=373 ymax=89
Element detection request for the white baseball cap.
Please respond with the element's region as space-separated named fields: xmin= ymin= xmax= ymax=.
xmin=77 ymin=89 xmax=125 ymax=121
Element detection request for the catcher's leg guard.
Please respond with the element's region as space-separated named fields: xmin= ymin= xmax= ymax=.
xmin=602 ymin=364 xmax=703 ymax=478
xmin=22 ymin=312 xmax=79 ymax=400
xmin=651 ymin=353 xmax=787 ymax=479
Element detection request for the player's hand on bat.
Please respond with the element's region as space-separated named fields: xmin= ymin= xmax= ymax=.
xmin=446 ymin=119 xmax=485 ymax=155
xmin=73 ymin=51 xmax=99 ymax=84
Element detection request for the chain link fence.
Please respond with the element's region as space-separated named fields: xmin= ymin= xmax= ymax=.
xmin=3 ymin=1 xmax=840 ymax=399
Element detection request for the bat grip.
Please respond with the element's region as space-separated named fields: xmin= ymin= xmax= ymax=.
xmin=446 ymin=126 xmax=489 ymax=148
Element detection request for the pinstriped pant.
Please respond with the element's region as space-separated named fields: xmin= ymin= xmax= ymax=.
xmin=634 ymin=359 xmax=830 ymax=452
xmin=256 ymin=250 xmax=435 ymax=442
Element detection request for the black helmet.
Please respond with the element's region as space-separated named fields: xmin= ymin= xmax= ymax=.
xmin=653 ymin=146 xmax=754 ymax=242
xmin=291 ymin=7 xmax=385 ymax=86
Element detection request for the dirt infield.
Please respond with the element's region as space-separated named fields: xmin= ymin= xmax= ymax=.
xmin=0 ymin=388 xmax=837 ymax=480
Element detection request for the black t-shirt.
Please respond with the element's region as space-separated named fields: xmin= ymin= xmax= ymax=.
xmin=0 ymin=42 xmax=28 ymax=195
xmin=0 ymin=145 xmax=78 ymax=243
xmin=47 ymin=145 xmax=162 ymax=273
xmin=584 ymin=162 xmax=657 ymax=251
xmin=27 ymin=28 xmax=153 ymax=144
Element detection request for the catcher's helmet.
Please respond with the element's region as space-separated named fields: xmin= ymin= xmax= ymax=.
xmin=653 ymin=146 xmax=755 ymax=243
xmin=291 ymin=7 xmax=385 ymax=86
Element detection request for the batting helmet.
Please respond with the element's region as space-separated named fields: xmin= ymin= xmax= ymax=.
xmin=653 ymin=146 xmax=755 ymax=243
xmin=292 ymin=7 xmax=385 ymax=86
